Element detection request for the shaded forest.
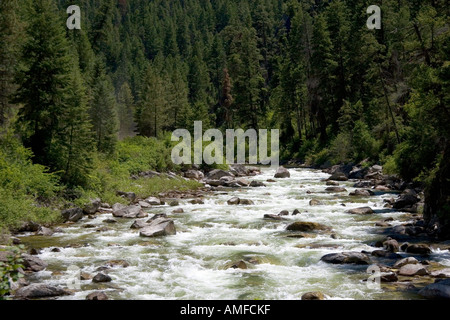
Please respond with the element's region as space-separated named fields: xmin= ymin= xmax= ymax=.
xmin=0 ymin=0 xmax=449 ymax=236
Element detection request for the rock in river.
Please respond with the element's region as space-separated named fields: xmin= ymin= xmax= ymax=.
xmin=139 ymin=218 xmax=176 ymax=237
xmin=393 ymin=257 xmax=419 ymax=269
xmin=113 ymin=204 xmax=146 ymax=218
xmin=86 ymin=291 xmax=109 ymax=300
xmin=405 ymin=244 xmax=432 ymax=255
xmin=419 ymin=279 xmax=450 ymax=299
xmin=325 ymin=187 xmax=347 ymax=193
xmin=398 ymin=264 xmax=428 ymax=276
xmin=61 ymin=207 xmax=83 ymax=222
xmin=15 ymin=284 xmax=72 ymax=299
xmin=227 ymin=197 xmax=254 ymax=205
xmin=286 ymin=221 xmax=331 ymax=232
xmin=22 ymin=254 xmax=48 ymax=272
xmin=92 ymin=272 xmax=112 ymax=283
xmin=274 ymin=166 xmax=290 ymax=178
xmin=345 ymin=207 xmax=374 ymax=215
xmin=301 ymin=292 xmax=325 ymax=300
xmin=320 ymin=252 xmax=371 ymax=265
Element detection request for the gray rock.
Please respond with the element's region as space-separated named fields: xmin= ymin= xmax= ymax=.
xmin=172 ymin=208 xmax=184 ymax=214
xmin=145 ymin=197 xmax=162 ymax=205
xmin=184 ymin=169 xmax=204 ymax=180
xmin=383 ymin=239 xmax=399 ymax=252
xmin=61 ymin=208 xmax=83 ymax=222
xmin=326 ymin=181 xmax=340 ymax=186
xmin=227 ymin=197 xmax=254 ymax=205
xmin=83 ymin=198 xmax=101 ymax=214
xmin=250 ymin=180 xmax=266 ymax=187
xmin=238 ymin=199 xmax=254 ymax=205
xmin=419 ymin=279 xmax=450 ymax=299
xmin=227 ymin=197 xmax=240 ymax=205
xmin=320 ymin=252 xmax=371 ymax=265
xmin=236 ymin=178 xmax=250 ymax=186
xmin=292 ymin=209 xmax=301 ymax=215
xmin=36 ymin=226 xmax=53 ymax=236
xmin=328 ymin=172 xmax=348 ymax=181
xmin=138 ymin=201 xmax=151 ymax=208
xmin=398 ymin=264 xmax=428 ymax=276
xmin=325 ymin=187 xmax=347 ymax=193
xmin=393 ymin=257 xmax=419 ymax=269
xmin=274 ymin=166 xmax=290 ymax=178
xmin=130 ymin=219 xmax=148 ymax=229
xmin=393 ymin=194 xmax=420 ymax=210
xmin=263 ymin=214 xmax=286 ymax=221
xmin=86 ymin=291 xmax=109 ymax=300
xmin=22 ymin=255 xmax=48 ymax=272
xmin=405 ymin=244 xmax=432 ymax=255
xmin=15 ymin=284 xmax=71 ymax=299
xmin=206 ymin=169 xmax=234 ymax=180
xmin=92 ymin=272 xmax=112 ymax=283
xmin=345 ymin=207 xmax=374 ymax=214
xmin=279 ymin=210 xmax=289 ymax=216
xmin=139 ymin=218 xmax=176 ymax=237
xmin=349 ymin=189 xmax=374 ymax=196
xmin=286 ymin=222 xmax=331 ymax=232
xmin=301 ymin=292 xmax=325 ymax=300
xmin=116 ymin=191 xmax=136 ymax=203
xmin=229 ymin=164 xmax=249 ymax=176
xmin=169 ymin=200 xmax=179 ymax=206
xmin=380 ymin=272 xmax=398 ymax=282
xmin=309 ymin=199 xmax=323 ymax=206
xmin=113 ymin=204 xmax=145 ymax=218
xmin=430 ymin=268 xmax=450 ymax=278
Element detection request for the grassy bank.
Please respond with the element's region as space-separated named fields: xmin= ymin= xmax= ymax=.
xmin=0 ymin=134 xmax=201 ymax=239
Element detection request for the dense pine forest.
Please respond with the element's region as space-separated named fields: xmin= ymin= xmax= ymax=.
xmin=0 ymin=0 xmax=449 ymax=237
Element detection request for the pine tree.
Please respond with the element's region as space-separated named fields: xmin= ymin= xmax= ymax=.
xmin=117 ymin=82 xmax=136 ymax=139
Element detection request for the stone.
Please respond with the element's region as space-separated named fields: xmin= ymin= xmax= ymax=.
xmin=22 ymin=255 xmax=48 ymax=272
xmin=405 ymin=244 xmax=432 ymax=255
xmin=112 ymin=204 xmax=145 ymax=218
xmin=326 ymin=181 xmax=339 ymax=186
xmin=61 ymin=208 xmax=84 ymax=222
xmin=398 ymin=264 xmax=428 ymax=276
xmin=349 ymin=189 xmax=374 ymax=196
xmin=383 ymin=239 xmax=399 ymax=252
xmin=325 ymin=187 xmax=347 ymax=193
xmin=250 ymin=180 xmax=266 ymax=187
xmin=83 ymin=198 xmax=101 ymax=214
xmin=320 ymin=252 xmax=371 ymax=265
xmin=328 ymin=172 xmax=348 ymax=181
xmin=286 ymin=221 xmax=331 ymax=232
xmin=292 ymin=209 xmax=301 ymax=215
xmin=227 ymin=260 xmax=247 ymax=269
xmin=104 ymin=260 xmax=130 ymax=268
xmin=184 ymin=169 xmax=204 ymax=180
xmin=279 ymin=210 xmax=289 ymax=216
xmin=371 ymin=250 xmax=401 ymax=259
xmin=116 ymin=191 xmax=136 ymax=203
xmin=309 ymin=199 xmax=323 ymax=206
xmin=92 ymin=272 xmax=112 ymax=283
xmin=274 ymin=167 xmax=290 ymax=178
xmin=189 ymin=199 xmax=204 ymax=205
xmin=130 ymin=219 xmax=148 ymax=229
xmin=169 ymin=200 xmax=179 ymax=206
xmin=419 ymin=279 xmax=450 ymax=299
xmin=138 ymin=201 xmax=151 ymax=208
xmin=375 ymin=221 xmax=391 ymax=227
xmin=206 ymin=169 xmax=234 ymax=180
xmin=345 ymin=207 xmax=374 ymax=214
xmin=229 ymin=164 xmax=249 ymax=177
xmin=103 ymin=219 xmax=117 ymax=224
xmin=393 ymin=257 xmax=419 ymax=269
xmin=238 ymin=199 xmax=254 ymax=205
xmin=15 ymin=284 xmax=71 ymax=299
xmin=266 ymin=179 xmax=276 ymax=183
xmin=236 ymin=178 xmax=250 ymax=186
xmin=172 ymin=208 xmax=184 ymax=214
xmin=430 ymin=268 xmax=450 ymax=278
xmin=145 ymin=197 xmax=162 ymax=205
xmin=380 ymin=273 xmax=398 ymax=282
xmin=139 ymin=218 xmax=176 ymax=237
xmin=80 ymin=272 xmax=92 ymax=281
xmin=86 ymin=291 xmax=109 ymax=300
xmin=263 ymin=214 xmax=286 ymax=221
xmin=36 ymin=226 xmax=53 ymax=236
xmin=301 ymin=292 xmax=325 ymax=300
xmin=51 ymin=248 xmax=60 ymax=252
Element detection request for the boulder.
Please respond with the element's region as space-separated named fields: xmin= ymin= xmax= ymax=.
xmin=172 ymin=208 xmax=184 ymax=214
xmin=292 ymin=209 xmax=301 ymax=215
xmin=383 ymin=239 xmax=400 ymax=252
xmin=328 ymin=172 xmax=348 ymax=181
xmin=326 ymin=181 xmax=340 ymax=186
xmin=325 ymin=187 xmax=347 ymax=193
xmin=145 ymin=197 xmax=162 ymax=205
xmin=274 ymin=167 xmax=290 ymax=178
xmin=405 ymin=244 xmax=432 ymax=255
xmin=61 ymin=208 xmax=83 ymax=223
xmin=301 ymin=292 xmax=325 ymax=300
xmin=320 ymin=252 xmax=371 ymax=265
xmin=345 ymin=207 xmax=374 ymax=215
xmin=104 ymin=260 xmax=130 ymax=268
xmin=227 ymin=197 xmax=254 ymax=205
xmin=279 ymin=210 xmax=289 ymax=216
xmin=430 ymin=268 xmax=450 ymax=278
xmin=393 ymin=257 xmax=420 ymax=269
xmin=22 ymin=255 xmax=48 ymax=272
xmin=348 ymin=167 xmax=369 ymax=180
xmin=250 ymin=180 xmax=266 ymax=187
xmin=370 ymin=250 xmax=401 ymax=259
xmin=83 ymin=198 xmax=101 ymax=214
xmin=309 ymin=199 xmax=323 ymax=206
xmin=169 ymin=200 xmax=179 ymax=206
xmin=15 ymin=284 xmax=71 ymax=299
xmin=86 ymin=291 xmax=109 ymax=300
xmin=229 ymin=164 xmax=249 ymax=177
xmin=184 ymin=169 xmax=204 ymax=180
xmin=116 ymin=191 xmax=136 ymax=203
xmin=103 ymin=218 xmax=117 ymax=224
xmin=206 ymin=169 xmax=234 ymax=180
xmin=226 ymin=260 xmax=248 ymax=270
xmin=138 ymin=201 xmax=151 ymax=208
xmin=130 ymin=219 xmax=148 ymax=229
xmin=398 ymin=264 xmax=428 ymax=276
xmin=92 ymin=272 xmax=112 ymax=283
xmin=239 ymin=199 xmax=254 ymax=205
xmin=36 ymin=226 xmax=53 ymax=236
xmin=353 ymin=181 xmax=374 ymax=188
xmin=419 ymin=279 xmax=450 ymax=299
xmin=112 ymin=204 xmax=145 ymax=218
xmin=286 ymin=221 xmax=331 ymax=232
xmin=393 ymin=194 xmax=420 ymax=210
xmin=349 ymin=189 xmax=374 ymax=196
xmin=139 ymin=218 xmax=176 ymax=237
xmin=380 ymin=272 xmax=399 ymax=282
xmin=236 ymin=178 xmax=250 ymax=186
xmin=264 ymin=214 xmax=287 ymax=221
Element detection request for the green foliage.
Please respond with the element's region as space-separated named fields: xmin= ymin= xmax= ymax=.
xmin=0 ymin=245 xmax=24 ymax=299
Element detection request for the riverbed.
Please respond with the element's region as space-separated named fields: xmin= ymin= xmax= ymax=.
xmin=18 ymin=167 xmax=450 ymax=300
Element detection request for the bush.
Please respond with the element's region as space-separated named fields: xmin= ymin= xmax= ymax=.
xmin=329 ymin=132 xmax=353 ymax=164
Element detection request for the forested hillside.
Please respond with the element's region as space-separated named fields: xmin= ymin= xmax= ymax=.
xmin=0 ymin=0 xmax=449 ymax=237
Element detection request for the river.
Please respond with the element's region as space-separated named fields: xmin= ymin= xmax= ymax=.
xmin=18 ymin=167 xmax=450 ymax=300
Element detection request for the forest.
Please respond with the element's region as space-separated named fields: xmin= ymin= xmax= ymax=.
xmin=0 ymin=0 xmax=449 ymax=237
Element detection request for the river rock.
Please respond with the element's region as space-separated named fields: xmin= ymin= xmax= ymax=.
xmin=113 ymin=204 xmax=145 ymax=218
xmin=345 ymin=207 xmax=374 ymax=214
xmin=226 ymin=260 xmax=248 ymax=269
xmin=326 ymin=181 xmax=340 ymax=186
xmin=116 ymin=191 xmax=136 ymax=203
xmin=250 ymin=180 xmax=266 ymax=187
xmin=61 ymin=208 xmax=84 ymax=223
xmin=22 ymin=254 xmax=48 ymax=272
xmin=309 ymin=199 xmax=323 ymax=206
xmin=328 ymin=172 xmax=348 ymax=181
xmin=349 ymin=189 xmax=374 ymax=196
xmin=430 ymin=268 xmax=450 ymax=278
xmin=130 ymin=219 xmax=148 ymax=229
xmin=325 ymin=187 xmax=347 ymax=193
xmin=227 ymin=197 xmax=253 ymax=205
xmin=229 ymin=164 xmax=249 ymax=177
xmin=398 ymin=264 xmax=428 ymax=276
xmin=83 ymin=198 xmax=101 ymax=214
xmin=286 ymin=221 xmax=331 ymax=232
xmin=139 ymin=218 xmax=176 ymax=237
xmin=234 ymin=178 xmax=249 ymax=186
xmin=320 ymin=252 xmax=371 ymax=265
xmin=348 ymin=167 xmax=369 ymax=180
xmin=264 ymin=214 xmax=287 ymax=221
xmin=292 ymin=209 xmax=301 ymax=215
xmin=206 ymin=169 xmax=234 ymax=180
xmin=86 ymin=291 xmax=109 ymax=300
xmin=36 ymin=226 xmax=54 ymax=236
xmin=184 ymin=169 xmax=204 ymax=180
xmin=145 ymin=197 xmax=162 ymax=205
xmin=169 ymin=200 xmax=179 ymax=206
xmin=301 ymin=292 xmax=325 ymax=300
xmin=353 ymin=181 xmax=374 ymax=188
xmin=172 ymin=208 xmax=184 ymax=214
xmin=105 ymin=260 xmax=130 ymax=268
xmin=380 ymin=272 xmax=398 ymax=282
xmin=383 ymin=239 xmax=400 ymax=252
xmin=15 ymin=284 xmax=72 ymax=299
xmin=103 ymin=218 xmax=117 ymax=224
xmin=92 ymin=272 xmax=112 ymax=283
xmin=419 ymin=279 xmax=450 ymax=299
xmin=405 ymin=244 xmax=432 ymax=255
xmin=279 ymin=210 xmax=289 ymax=216
xmin=371 ymin=250 xmax=401 ymax=259
xmin=239 ymin=199 xmax=254 ymax=205
xmin=274 ymin=167 xmax=290 ymax=178
xmin=393 ymin=257 xmax=419 ymax=269
xmin=393 ymin=194 xmax=419 ymax=210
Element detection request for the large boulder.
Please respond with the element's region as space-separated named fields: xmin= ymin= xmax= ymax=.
xmin=325 ymin=187 xmax=347 ymax=193
xmin=419 ymin=279 xmax=450 ymax=299
xmin=92 ymin=272 xmax=112 ymax=283
xmin=405 ymin=244 xmax=432 ymax=255
xmin=348 ymin=167 xmax=369 ymax=180
xmin=184 ymin=169 xmax=204 ymax=180
xmin=36 ymin=226 xmax=53 ymax=236
xmin=112 ymin=204 xmax=146 ymax=218
xmin=274 ymin=167 xmax=290 ymax=178
xmin=349 ymin=189 xmax=374 ymax=196
xmin=116 ymin=191 xmax=136 ymax=203
xmin=250 ymin=180 xmax=266 ymax=187
xmin=15 ymin=284 xmax=72 ymax=299
xmin=61 ymin=208 xmax=83 ymax=222
xmin=398 ymin=264 xmax=428 ymax=276
xmin=393 ymin=257 xmax=420 ymax=269
xmin=345 ymin=207 xmax=374 ymax=215
xmin=328 ymin=172 xmax=348 ymax=181
xmin=206 ymin=169 xmax=234 ymax=180
xmin=22 ymin=255 xmax=48 ymax=272
xmin=229 ymin=164 xmax=249 ymax=177
xmin=83 ymin=198 xmax=101 ymax=214
xmin=320 ymin=252 xmax=371 ymax=265
xmin=286 ymin=221 xmax=331 ymax=232
xmin=144 ymin=197 xmax=162 ymax=205
xmin=383 ymin=239 xmax=400 ymax=253
xmin=393 ymin=194 xmax=420 ymax=210
xmin=139 ymin=218 xmax=176 ymax=237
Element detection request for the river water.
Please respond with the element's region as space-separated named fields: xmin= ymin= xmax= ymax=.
xmin=18 ymin=167 xmax=450 ymax=300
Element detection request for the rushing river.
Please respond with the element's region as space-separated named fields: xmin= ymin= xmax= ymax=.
xmin=18 ymin=167 xmax=450 ymax=300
